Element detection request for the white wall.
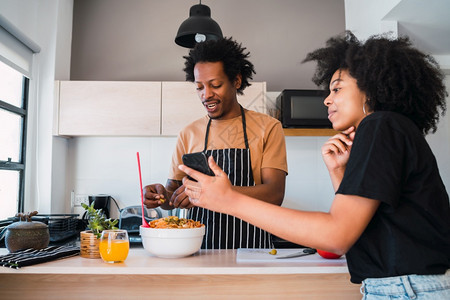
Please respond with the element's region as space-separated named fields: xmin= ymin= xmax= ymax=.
xmin=66 ymin=135 xmax=338 ymax=218
xmin=344 ymin=0 xmax=401 ymax=40
xmin=70 ymin=0 xmax=346 ymax=92
xmin=0 ymin=0 xmax=73 ymax=215
xmin=426 ymin=76 xmax=450 ymax=192
xmin=68 ymin=137 xmax=176 ymax=217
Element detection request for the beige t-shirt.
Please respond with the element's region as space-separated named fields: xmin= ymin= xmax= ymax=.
xmin=169 ymin=109 xmax=288 ymax=184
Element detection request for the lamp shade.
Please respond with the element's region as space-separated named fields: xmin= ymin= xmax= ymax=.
xmin=175 ymin=4 xmax=223 ymax=48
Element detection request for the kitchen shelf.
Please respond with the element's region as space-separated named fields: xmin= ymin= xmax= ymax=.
xmin=283 ymin=128 xmax=338 ymax=136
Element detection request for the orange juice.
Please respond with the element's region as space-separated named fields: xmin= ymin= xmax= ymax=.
xmin=99 ymin=239 xmax=130 ymax=262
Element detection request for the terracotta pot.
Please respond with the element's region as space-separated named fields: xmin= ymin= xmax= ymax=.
xmin=80 ymin=230 xmax=100 ymax=259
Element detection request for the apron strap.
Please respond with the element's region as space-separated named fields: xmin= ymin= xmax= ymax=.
xmin=240 ymin=105 xmax=249 ymax=149
xmin=203 ymin=105 xmax=249 ymax=152
xmin=204 ymin=118 xmax=212 ymax=152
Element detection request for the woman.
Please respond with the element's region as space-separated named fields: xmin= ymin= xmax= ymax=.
xmin=179 ymin=31 xmax=450 ymax=299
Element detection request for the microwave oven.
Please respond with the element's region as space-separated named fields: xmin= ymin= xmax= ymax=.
xmin=276 ymin=89 xmax=332 ymax=128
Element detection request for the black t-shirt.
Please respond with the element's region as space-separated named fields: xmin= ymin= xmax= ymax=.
xmin=337 ymin=111 xmax=450 ymax=284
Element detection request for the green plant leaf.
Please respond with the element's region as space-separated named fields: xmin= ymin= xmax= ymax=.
xmin=82 ymin=202 xmax=119 ymax=236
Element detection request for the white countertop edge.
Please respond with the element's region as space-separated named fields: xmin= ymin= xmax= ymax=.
xmin=3 ymin=266 xmax=350 ymax=275
xmin=0 ymin=248 xmax=350 ymax=275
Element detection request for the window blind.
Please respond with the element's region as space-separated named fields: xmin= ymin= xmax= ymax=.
xmin=0 ymin=14 xmax=40 ymax=78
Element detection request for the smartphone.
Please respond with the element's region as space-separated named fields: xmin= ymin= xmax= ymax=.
xmin=182 ymin=152 xmax=214 ymax=181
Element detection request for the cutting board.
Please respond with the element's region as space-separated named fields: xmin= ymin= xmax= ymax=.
xmin=236 ymin=248 xmax=346 ymax=263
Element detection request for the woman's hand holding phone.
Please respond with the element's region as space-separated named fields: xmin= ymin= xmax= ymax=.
xmin=181 ymin=152 xmax=214 ymax=181
xmin=179 ymin=155 xmax=235 ymax=214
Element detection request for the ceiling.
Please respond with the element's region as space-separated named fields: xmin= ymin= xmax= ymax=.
xmin=383 ymin=0 xmax=450 ymax=55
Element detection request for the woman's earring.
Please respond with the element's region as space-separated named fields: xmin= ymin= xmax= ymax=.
xmin=363 ymin=103 xmax=367 ymax=115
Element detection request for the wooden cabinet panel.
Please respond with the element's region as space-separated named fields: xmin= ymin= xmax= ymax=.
xmin=161 ymin=81 xmax=267 ymax=136
xmin=57 ymin=81 xmax=161 ymax=136
xmin=56 ymin=81 xmax=333 ymax=137
xmin=161 ymin=82 xmax=204 ymax=136
xmin=237 ymin=82 xmax=266 ymax=114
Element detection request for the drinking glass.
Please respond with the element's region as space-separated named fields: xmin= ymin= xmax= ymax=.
xmin=99 ymin=229 xmax=130 ymax=263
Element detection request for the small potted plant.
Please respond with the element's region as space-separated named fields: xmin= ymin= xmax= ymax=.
xmin=80 ymin=202 xmax=118 ymax=258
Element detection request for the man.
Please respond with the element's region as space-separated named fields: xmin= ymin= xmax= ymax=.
xmin=144 ymin=37 xmax=287 ymax=249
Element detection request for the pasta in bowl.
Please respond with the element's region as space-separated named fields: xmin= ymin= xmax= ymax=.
xmin=148 ymin=216 xmax=203 ymax=229
xmin=140 ymin=216 xmax=205 ymax=258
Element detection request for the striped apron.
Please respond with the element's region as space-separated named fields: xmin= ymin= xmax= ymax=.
xmin=187 ymin=106 xmax=273 ymax=249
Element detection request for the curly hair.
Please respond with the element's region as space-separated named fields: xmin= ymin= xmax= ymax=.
xmin=183 ymin=37 xmax=255 ymax=95
xmin=303 ymin=31 xmax=447 ymax=134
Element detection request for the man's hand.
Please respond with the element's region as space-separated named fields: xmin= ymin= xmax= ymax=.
xmin=143 ymin=184 xmax=168 ymax=208
xmin=169 ymin=185 xmax=194 ymax=209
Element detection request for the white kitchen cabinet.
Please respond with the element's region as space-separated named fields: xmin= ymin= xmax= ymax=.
xmin=56 ymin=81 xmax=161 ymax=136
xmin=55 ymin=81 xmax=266 ymax=137
xmin=161 ymin=81 xmax=267 ymax=136
xmin=160 ymin=82 xmax=203 ymax=136
xmin=237 ymin=81 xmax=267 ymax=114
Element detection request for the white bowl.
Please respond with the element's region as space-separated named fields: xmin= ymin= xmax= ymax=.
xmin=139 ymin=225 xmax=205 ymax=258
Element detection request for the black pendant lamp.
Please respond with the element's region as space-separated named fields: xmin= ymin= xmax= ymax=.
xmin=175 ymin=1 xmax=223 ymax=48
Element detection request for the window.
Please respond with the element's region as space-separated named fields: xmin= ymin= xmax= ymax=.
xmin=0 ymin=16 xmax=39 ymax=222
xmin=0 ymin=61 xmax=28 ymax=220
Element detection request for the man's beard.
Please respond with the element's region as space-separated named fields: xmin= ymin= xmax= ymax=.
xmin=208 ymin=111 xmax=223 ymax=120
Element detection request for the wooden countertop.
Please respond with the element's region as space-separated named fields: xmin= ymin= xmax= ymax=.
xmin=0 ymin=248 xmax=361 ymax=299
xmin=0 ymin=248 xmax=349 ymax=275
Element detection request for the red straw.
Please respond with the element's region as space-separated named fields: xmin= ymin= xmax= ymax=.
xmin=137 ymin=152 xmax=149 ymax=227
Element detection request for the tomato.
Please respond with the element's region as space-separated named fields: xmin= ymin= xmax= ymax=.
xmin=316 ymin=249 xmax=342 ymax=259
